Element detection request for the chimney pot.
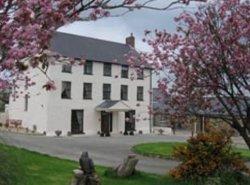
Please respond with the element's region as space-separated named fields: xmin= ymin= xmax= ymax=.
xmin=126 ymin=33 xmax=135 ymax=48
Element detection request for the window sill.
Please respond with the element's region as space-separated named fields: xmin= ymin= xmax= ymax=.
xmin=84 ymin=73 xmax=93 ymax=75
xmin=83 ymin=98 xmax=92 ymax=100
xmin=62 ymin=72 xmax=72 ymax=74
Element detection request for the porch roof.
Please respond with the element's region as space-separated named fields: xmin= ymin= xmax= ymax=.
xmin=96 ymin=100 xmax=132 ymax=112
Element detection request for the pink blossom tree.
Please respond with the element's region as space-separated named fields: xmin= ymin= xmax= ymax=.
xmin=142 ymin=0 xmax=250 ymax=147
xmin=0 ymin=0 xmax=205 ymax=90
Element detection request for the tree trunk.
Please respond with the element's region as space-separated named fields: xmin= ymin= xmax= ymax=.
xmin=238 ymin=129 xmax=250 ymax=149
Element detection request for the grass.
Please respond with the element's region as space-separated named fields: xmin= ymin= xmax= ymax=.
xmin=132 ymin=142 xmax=250 ymax=160
xmin=0 ymin=143 xmax=193 ymax=185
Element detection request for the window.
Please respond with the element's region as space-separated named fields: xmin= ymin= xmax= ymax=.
xmin=137 ymin=86 xmax=144 ymax=101
xmin=84 ymin=61 xmax=93 ymax=75
xmin=83 ymin=83 xmax=92 ymax=99
xmin=103 ymin=63 xmax=112 ymax=76
xmin=61 ymin=81 xmax=71 ymax=99
xmin=103 ymin=84 xmax=111 ymax=100
xmin=121 ymin=85 xmax=128 ymax=100
xmin=24 ymin=94 xmax=28 ymax=111
xmin=137 ymin=69 xmax=144 ymax=80
xmin=121 ymin=65 xmax=128 ymax=78
xmin=62 ymin=64 xmax=72 ymax=73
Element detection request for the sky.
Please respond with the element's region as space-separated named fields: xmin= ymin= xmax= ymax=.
xmin=58 ymin=1 xmax=200 ymax=86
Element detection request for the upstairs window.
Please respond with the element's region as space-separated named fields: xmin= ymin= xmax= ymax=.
xmin=103 ymin=84 xmax=111 ymax=100
xmin=61 ymin=81 xmax=71 ymax=99
xmin=83 ymin=83 xmax=92 ymax=99
xmin=62 ymin=64 xmax=72 ymax=73
xmin=121 ymin=65 xmax=128 ymax=78
xmin=137 ymin=86 xmax=144 ymax=101
xmin=84 ymin=61 xmax=93 ymax=75
xmin=121 ymin=85 xmax=128 ymax=101
xmin=137 ymin=69 xmax=144 ymax=80
xmin=103 ymin=63 xmax=112 ymax=76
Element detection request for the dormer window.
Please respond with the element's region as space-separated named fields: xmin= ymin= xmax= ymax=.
xmin=121 ymin=65 xmax=128 ymax=78
xmin=84 ymin=61 xmax=93 ymax=75
xmin=62 ymin=64 xmax=72 ymax=73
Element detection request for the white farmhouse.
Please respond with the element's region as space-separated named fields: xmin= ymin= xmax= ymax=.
xmin=8 ymin=32 xmax=153 ymax=136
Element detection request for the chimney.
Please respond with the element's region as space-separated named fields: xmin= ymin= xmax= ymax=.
xmin=126 ymin=33 xmax=135 ymax=48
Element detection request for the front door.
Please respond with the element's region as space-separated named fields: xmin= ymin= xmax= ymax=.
xmin=101 ymin=111 xmax=113 ymax=134
xmin=71 ymin=110 xmax=84 ymax=134
xmin=125 ymin=110 xmax=136 ymax=132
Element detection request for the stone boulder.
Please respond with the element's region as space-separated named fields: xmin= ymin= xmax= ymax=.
xmin=115 ymin=154 xmax=139 ymax=177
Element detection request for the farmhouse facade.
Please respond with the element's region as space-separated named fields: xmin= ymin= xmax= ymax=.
xmin=8 ymin=32 xmax=153 ymax=136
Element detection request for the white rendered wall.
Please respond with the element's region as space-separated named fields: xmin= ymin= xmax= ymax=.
xmin=8 ymin=68 xmax=49 ymax=133
xmin=45 ymin=62 xmax=151 ymax=136
xmin=8 ymin=61 xmax=152 ymax=136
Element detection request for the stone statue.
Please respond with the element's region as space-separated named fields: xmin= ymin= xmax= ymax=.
xmin=71 ymin=152 xmax=101 ymax=185
xmin=79 ymin=152 xmax=95 ymax=175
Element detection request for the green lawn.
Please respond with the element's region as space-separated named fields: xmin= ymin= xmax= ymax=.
xmin=0 ymin=143 xmax=191 ymax=185
xmin=132 ymin=142 xmax=250 ymax=160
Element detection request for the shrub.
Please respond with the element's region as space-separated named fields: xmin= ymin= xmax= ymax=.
xmin=67 ymin=131 xmax=72 ymax=136
xmin=158 ymin=129 xmax=164 ymax=135
xmin=55 ymin=130 xmax=62 ymax=137
xmin=100 ymin=132 xmax=104 ymax=137
xmin=0 ymin=123 xmax=3 ymax=127
xmin=169 ymin=130 xmax=250 ymax=182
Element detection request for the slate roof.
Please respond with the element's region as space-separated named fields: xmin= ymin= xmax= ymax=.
xmin=50 ymin=32 xmax=139 ymax=66
xmin=96 ymin=100 xmax=120 ymax=109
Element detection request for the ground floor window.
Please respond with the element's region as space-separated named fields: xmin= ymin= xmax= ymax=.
xmin=71 ymin=110 xmax=84 ymax=134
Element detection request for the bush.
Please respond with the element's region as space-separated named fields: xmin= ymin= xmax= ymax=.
xmin=67 ymin=131 xmax=72 ymax=136
xmin=55 ymin=130 xmax=62 ymax=137
xmin=0 ymin=123 xmax=3 ymax=127
xmin=158 ymin=129 xmax=164 ymax=135
xmin=32 ymin=125 xmax=37 ymax=133
xmin=169 ymin=130 xmax=250 ymax=182
xmin=138 ymin=130 xmax=143 ymax=135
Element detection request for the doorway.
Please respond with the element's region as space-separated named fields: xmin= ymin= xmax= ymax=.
xmin=101 ymin=111 xmax=113 ymax=135
xmin=125 ymin=110 xmax=136 ymax=133
xmin=71 ymin=110 xmax=84 ymax=134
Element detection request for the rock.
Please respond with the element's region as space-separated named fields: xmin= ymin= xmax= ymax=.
xmin=115 ymin=154 xmax=139 ymax=177
xmin=73 ymin=169 xmax=84 ymax=178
